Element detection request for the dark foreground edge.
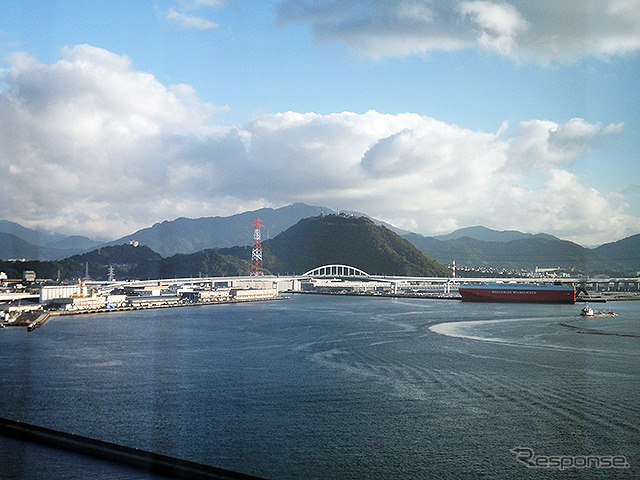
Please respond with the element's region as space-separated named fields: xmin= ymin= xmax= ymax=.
xmin=0 ymin=417 xmax=267 ymax=480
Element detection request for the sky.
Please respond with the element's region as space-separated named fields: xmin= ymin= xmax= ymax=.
xmin=1 ymin=0 xmax=639 ymax=247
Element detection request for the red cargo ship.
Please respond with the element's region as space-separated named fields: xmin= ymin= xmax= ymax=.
xmin=459 ymin=282 xmax=575 ymax=304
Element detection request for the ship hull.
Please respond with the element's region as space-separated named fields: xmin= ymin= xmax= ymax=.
xmin=459 ymin=283 xmax=575 ymax=304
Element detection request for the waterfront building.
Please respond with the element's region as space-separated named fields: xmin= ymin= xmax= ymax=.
xmin=232 ymin=288 xmax=279 ymax=301
xmin=40 ymin=284 xmax=83 ymax=303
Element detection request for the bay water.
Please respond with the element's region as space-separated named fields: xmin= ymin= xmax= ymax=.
xmin=1 ymin=295 xmax=639 ymax=479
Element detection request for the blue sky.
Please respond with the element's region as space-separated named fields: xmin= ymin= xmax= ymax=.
xmin=1 ymin=0 xmax=639 ymax=246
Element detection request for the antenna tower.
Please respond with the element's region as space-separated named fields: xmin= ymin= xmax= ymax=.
xmin=250 ymin=218 xmax=265 ymax=276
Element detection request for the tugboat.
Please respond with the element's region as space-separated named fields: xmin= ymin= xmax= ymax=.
xmin=580 ymin=305 xmax=617 ymax=317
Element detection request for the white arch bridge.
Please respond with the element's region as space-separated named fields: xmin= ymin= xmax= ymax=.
xmin=299 ymin=264 xmax=453 ymax=295
xmin=302 ymin=264 xmax=370 ymax=278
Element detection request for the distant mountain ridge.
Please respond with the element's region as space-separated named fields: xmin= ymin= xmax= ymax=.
xmin=592 ymin=234 xmax=640 ymax=273
xmin=103 ymin=203 xmax=330 ymax=257
xmin=0 ymin=221 xmax=101 ymax=260
xmin=435 ymin=225 xmax=558 ymax=243
xmin=0 ymin=215 xmax=442 ymax=280
xmin=0 ymin=220 xmax=67 ymax=246
xmin=2 ymin=205 xmax=639 ymax=276
xmin=403 ymin=231 xmax=640 ymax=275
xmin=0 ymin=232 xmax=51 ymax=260
xmin=104 ymin=203 xmax=408 ymax=257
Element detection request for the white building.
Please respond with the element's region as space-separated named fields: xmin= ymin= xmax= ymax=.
xmin=40 ymin=284 xmax=84 ymax=303
xmin=232 ymin=288 xmax=279 ymax=301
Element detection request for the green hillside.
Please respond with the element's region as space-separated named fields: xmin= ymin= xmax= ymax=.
xmin=0 ymin=244 xmax=161 ymax=281
xmin=258 ymin=215 xmax=449 ymax=276
xmin=0 ymin=243 xmax=249 ymax=282
xmin=141 ymin=249 xmax=249 ymax=279
xmin=592 ymin=234 xmax=640 ymax=274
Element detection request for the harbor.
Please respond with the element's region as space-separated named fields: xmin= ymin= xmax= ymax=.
xmin=2 ymin=295 xmax=638 ymax=479
xmin=2 ymin=267 xmax=640 ymax=331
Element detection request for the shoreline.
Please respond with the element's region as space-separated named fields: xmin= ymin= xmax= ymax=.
xmin=1 ymin=295 xmax=288 ymax=331
xmin=3 ymin=290 xmax=639 ymax=332
xmin=53 ymin=295 xmax=288 ymax=316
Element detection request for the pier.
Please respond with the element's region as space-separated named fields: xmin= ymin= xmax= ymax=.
xmin=1 ymin=311 xmax=51 ymax=331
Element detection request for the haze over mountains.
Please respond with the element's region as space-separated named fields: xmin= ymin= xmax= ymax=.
xmin=1 ymin=203 xmax=639 ymax=276
xmin=0 ymin=220 xmax=101 ymax=260
xmin=433 ymin=225 xmax=558 ymax=243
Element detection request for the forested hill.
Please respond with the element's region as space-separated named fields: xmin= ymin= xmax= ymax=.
xmin=256 ymin=214 xmax=449 ymax=276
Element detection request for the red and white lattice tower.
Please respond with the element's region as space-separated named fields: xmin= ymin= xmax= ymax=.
xmin=250 ymin=218 xmax=265 ymax=276
xmin=452 ymin=259 xmax=456 ymax=279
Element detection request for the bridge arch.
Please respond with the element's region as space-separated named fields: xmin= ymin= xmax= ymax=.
xmin=302 ymin=264 xmax=370 ymax=278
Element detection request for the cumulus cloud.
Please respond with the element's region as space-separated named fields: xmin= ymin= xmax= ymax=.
xmin=277 ymin=0 xmax=640 ymax=62
xmin=0 ymin=45 xmax=636 ymax=245
xmin=0 ymin=45 xmax=229 ymax=238
xmin=506 ymin=118 xmax=624 ymax=169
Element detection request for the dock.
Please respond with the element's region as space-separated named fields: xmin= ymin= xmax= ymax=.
xmin=1 ymin=311 xmax=51 ymax=331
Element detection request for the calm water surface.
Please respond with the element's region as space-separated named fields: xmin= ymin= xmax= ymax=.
xmin=1 ymin=295 xmax=639 ymax=479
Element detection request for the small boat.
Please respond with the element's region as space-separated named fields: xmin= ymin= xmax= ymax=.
xmin=580 ymin=305 xmax=617 ymax=317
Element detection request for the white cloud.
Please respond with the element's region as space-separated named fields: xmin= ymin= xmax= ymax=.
xmin=192 ymin=0 xmax=223 ymax=6
xmin=174 ymin=0 xmax=224 ymax=8
xmin=0 ymin=45 xmax=637 ymax=245
xmin=505 ymin=118 xmax=625 ymax=170
xmin=166 ymin=6 xmax=219 ymax=30
xmin=0 ymin=45 xmax=229 ymax=238
xmin=277 ymin=0 xmax=640 ymax=62
xmin=460 ymin=1 xmax=529 ymax=56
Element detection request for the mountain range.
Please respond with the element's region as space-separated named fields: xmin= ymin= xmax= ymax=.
xmin=0 ymin=220 xmax=101 ymax=260
xmin=0 ymin=215 xmax=446 ymax=281
xmin=1 ymin=204 xmax=639 ymax=276
xmin=432 ymin=225 xmax=558 ymax=243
